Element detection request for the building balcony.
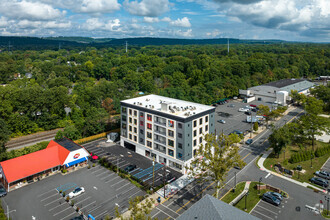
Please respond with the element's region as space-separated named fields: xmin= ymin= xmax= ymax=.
xmin=154 ymin=139 xmax=166 ymax=145
xmin=154 ymin=129 xmax=166 ymax=136
xmin=155 ymin=120 xmax=166 ymax=127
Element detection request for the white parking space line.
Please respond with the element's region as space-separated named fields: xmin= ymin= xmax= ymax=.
xmin=129 ymin=189 xmax=143 ymax=199
xmin=256 ymin=204 xmax=278 ymax=215
xmin=53 ymin=206 xmax=72 ymax=216
xmin=44 ymin=197 xmax=63 ymax=206
xmin=49 ymin=202 xmax=67 ymax=211
xmin=80 ymin=201 xmax=97 ymax=210
xmin=249 ymin=200 xmax=261 ymax=214
xmin=252 ymin=210 xmax=274 ymax=220
xmin=123 ymin=186 xmax=138 ymax=196
xmin=259 ymin=200 xmax=281 ymax=210
xmin=75 ymin=196 xmax=91 ymax=205
xmin=40 ymin=193 xmax=58 ymax=202
xmin=151 ymin=210 xmax=161 ymax=219
xmin=155 ymin=207 xmax=172 ymax=218
xmin=38 ymin=189 xmax=56 ymax=197
xmin=95 ymin=170 xmax=110 ymax=177
xmin=159 ymin=204 xmax=179 ymax=217
xmin=116 ymin=182 xmax=131 ymax=191
xmin=100 ymin=173 xmax=115 ymax=180
xmin=105 ymin=176 xmax=121 ymax=183
xmin=92 ymin=167 xmax=106 ymax=174
xmin=60 ymin=211 xmax=77 ymax=220
xmin=89 ymin=165 xmax=101 ymax=170
xmin=111 ymin=179 xmax=126 ymax=187
xmin=91 ymin=149 xmax=103 ymax=153
xmin=119 ymin=162 xmax=130 ymax=169
xmin=98 ymin=152 xmax=107 ymax=156
xmin=94 ymin=210 xmax=109 ymax=219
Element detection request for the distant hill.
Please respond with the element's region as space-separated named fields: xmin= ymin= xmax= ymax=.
xmin=0 ymin=36 xmax=287 ymax=50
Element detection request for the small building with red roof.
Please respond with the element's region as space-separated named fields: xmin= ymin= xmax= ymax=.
xmin=0 ymin=138 xmax=89 ymax=191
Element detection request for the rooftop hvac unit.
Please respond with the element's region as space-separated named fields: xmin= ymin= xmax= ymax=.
xmin=160 ymin=100 xmax=162 ymax=103
xmin=146 ymin=98 xmax=150 ymax=101
xmin=184 ymin=112 xmax=190 ymax=116
xmin=134 ymin=102 xmax=136 ymax=105
xmin=151 ymin=105 xmax=154 ymax=109
xmin=193 ymin=106 xmax=196 ymax=110
xmin=140 ymin=103 xmax=143 ymax=106
xmin=193 ymin=112 xmax=196 ymax=114
xmin=145 ymin=105 xmax=148 ymax=107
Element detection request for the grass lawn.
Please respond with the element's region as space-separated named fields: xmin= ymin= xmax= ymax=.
xmin=221 ymin=182 xmax=245 ymax=204
xmin=264 ymin=141 xmax=330 ymax=184
xmin=321 ymin=210 xmax=330 ymax=218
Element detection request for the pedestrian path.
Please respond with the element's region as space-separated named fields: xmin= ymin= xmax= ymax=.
xmin=157 ymin=175 xmax=194 ymax=198
xmin=229 ymin=181 xmax=251 ymax=205
xmin=258 ymin=149 xmax=326 ymax=192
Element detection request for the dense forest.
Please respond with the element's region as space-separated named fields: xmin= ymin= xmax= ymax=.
xmin=0 ymin=43 xmax=329 ymax=141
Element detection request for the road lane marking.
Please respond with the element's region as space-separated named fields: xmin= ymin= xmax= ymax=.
xmin=265 ymin=173 xmax=271 ymax=179
xmin=155 ymin=207 xmax=172 ymax=218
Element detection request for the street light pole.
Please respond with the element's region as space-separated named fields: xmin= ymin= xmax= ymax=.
xmin=310 ymin=153 xmax=313 ymax=168
xmin=234 ymin=171 xmax=237 ymax=191
xmin=245 ymin=192 xmax=249 ymax=211
xmin=163 ymin=165 xmax=166 ymax=198
xmin=152 ymin=159 xmax=155 ymax=191
xmin=259 ymin=177 xmax=262 ymax=195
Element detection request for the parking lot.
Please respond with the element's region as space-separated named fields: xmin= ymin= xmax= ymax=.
xmin=214 ymin=99 xmax=273 ymax=135
xmin=3 ymin=156 xmax=145 ymax=220
xmin=250 ymin=197 xmax=288 ymax=220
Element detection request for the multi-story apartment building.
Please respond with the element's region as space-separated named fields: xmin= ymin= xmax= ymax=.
xmin=120 ymin=94 xmax=215 ymax=174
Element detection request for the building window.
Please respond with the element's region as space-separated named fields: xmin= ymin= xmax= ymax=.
xmin=147 ymin=141 xmax=152 ymax=148
xmin=147 ymin=123 xmax=152 ymax=130
xmin=178 ymin=153 xmax=183 ymax=159
xmin=122 ymin=124 xmax=127 ymax=129
xmin=140 ymin=129 xmax=144 ymax=134
xmin=168 ymin=120 xmax=174 ymax=128
xmin=178 ymin=123 xmax=182 ymax=129
xmin=194 ymin=149 xmax=197 ymax=156
xmin=199 ymin=137 xmax=203 ymax=144
xmin=199 ymin=118 xmax=203 ymax=125
xmin=147 ymin=114 xmax=152 ymax=121
xmin=178 ymin=143 xmax=182 ymax=149
xmin=193 ymin=139 xmax=197 ymax=147
xmin=129 ymin=134 xmax=132 ymax=140
xmin=134 ymin=110 xmax=137 ymax=116
xmin=168 ymin=149 xmax=174 ymax=157
xmin=168 ymin=130 xmax=174 ymax=137
xmin=193 ymin=130 xmax=197 ymax=137
xmin=134 ymin=127 xmax=137 ymax=133
xmin=205 ymin=116 xmax=208 ymax=122
xmin=168 ymin=139 xmax=174 ymax=147
xmin=122 ymin=107 xmax=127 ymax=114
xmin=139 ymin=138 xmax=144 ymax=143
xmin=122 ymin=115 xmax=127 ymax=122
xmin=134 ymin=135 xmax=137 ymax=142
xmin=140 ymin=112 xmax=144 ymax=117
xmin=134 ymin=119 xmax=137 ymax=125
xmin=193 ymin=120 xmax=197 ymax=127
xmin=205 ymin=125 xmax=208 ymax=132
xmin=129 ymin=109 xmax=132 ymax=115
xmin=147 ymin=132 xmax=152 ymax=139
xmin=178 ymin=133 xmax=182 ymax=138
xmin=199 ymin=127 xmax=202 ymax=134
xmin=140 ymin=121 xmax=144 ymax=126
xmin=129 ymin=117 xmax=132 ymax=123
xmin=129 ymin=125 xmax=132 ymax=132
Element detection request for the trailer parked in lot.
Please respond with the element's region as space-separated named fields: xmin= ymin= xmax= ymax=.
xmin=246 ymin=115 xmax=265 ymax=123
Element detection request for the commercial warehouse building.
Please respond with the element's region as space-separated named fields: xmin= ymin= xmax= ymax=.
xmin=120 ymin=94 xmax=215 ymax=174
xmin=0 ymin=138 xmax=89 ymax=191
xmin=239 ymin=78 xmax=315 ymax=105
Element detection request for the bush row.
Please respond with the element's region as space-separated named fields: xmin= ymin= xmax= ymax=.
xmin=289 ymin=145 xmax=330 ymax=164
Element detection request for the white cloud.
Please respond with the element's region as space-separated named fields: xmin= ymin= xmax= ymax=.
xmin=144 ymin=17 xmax=159 ymax=23
xmin=81 ymin=18 xmax=122 ymax=32
xmin=124 ymin=0 xmax=170 ymax=17
xmin=80 ymin=0 xmax=121 ymax=14
xmin=0 ymin=0 xmax=65 ymax=21
xmin=170 ymin=17 xmax=191 ymax=27
xmin=0 ymin=17 xmax=9 ymax=28
xmin=161 ymin=17 xmax=172 ymax=22
xmin=174 ymin=29 xmax=193 ymax=37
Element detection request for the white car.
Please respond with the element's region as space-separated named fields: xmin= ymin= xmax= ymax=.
xmin=69 ymin=187 xmax=85 ymax=198
xmin=239 ymin=108 xmax=249 ymax=112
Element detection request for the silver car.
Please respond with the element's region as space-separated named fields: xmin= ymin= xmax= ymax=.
xmin=315 ymin=171 xmax=330 ymax=180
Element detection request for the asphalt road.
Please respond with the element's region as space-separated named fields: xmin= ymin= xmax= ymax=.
xmin=149 ymin=106 xmax=324 ymax=220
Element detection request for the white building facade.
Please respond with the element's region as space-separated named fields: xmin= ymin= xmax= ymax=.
xmin=120 ymin=95 xmax=215 ymax=174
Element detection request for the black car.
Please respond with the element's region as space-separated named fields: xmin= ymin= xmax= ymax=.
xmin=251 ymin=108 xmax=257 ymax=112
xmin=262 ymin=192 xmax=281 ymax=206
xmin=0 ymin=185 xmax=7 ymax=197
xmin=166 ymin=173 xmax=176 ymax=183
xmin=124 ymin=164 xmax=137 ymax=172
xmin=310 ymin=177 xmax=329 ymax=188
xmin=245 ymin=111 xmax=252 ymax=115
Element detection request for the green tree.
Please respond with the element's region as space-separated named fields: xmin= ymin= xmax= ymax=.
xmin=0 ymin=119 xmax=11 ymax=152
xmin=187 ymin=133 xmax=245 ymax=198
xmin=253 ymin=122 xmax=259 ymax=132
xmin=115 ymin=196 xmax=154 ymax=220
xmin=269 ymin=127 xmax=290 ymax=157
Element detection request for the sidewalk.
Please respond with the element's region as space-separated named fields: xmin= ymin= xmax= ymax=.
xmin=258 ymin=149 xmax=327 ymax=192
xmin=229 ymin=181 xmax=251 ymax=205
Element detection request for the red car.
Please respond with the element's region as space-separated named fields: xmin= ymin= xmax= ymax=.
xmin=250 ymin=104 xmax=257 ymax=107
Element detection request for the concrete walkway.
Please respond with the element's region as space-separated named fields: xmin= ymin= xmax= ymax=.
xmin=229 ymin=181 xmax=251 ymax=205
xmin=258 ymin=149 xmax=327 ymax=192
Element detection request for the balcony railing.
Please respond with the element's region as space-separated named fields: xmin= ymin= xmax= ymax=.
xmin=154 ymin=139 xmax=166 ymax=145
xmin=155 ymin=120 xmax=166 ymax=126
xmin=154 ymin=129 xmax=166 ymax=136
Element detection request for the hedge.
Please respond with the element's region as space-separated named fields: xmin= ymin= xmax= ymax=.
xmin=289 ymin=145 xmax=330 ymax=164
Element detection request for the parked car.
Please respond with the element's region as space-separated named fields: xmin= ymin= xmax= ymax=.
xmin=166 ymin=173 xmax=176 ymax=183
xmin=124 ymin=164 xmax=137 ymax=172
xmin=217 ymin=119 xmax=226 ymax=124
xmin=262 ymin=192 xmax=281 ymax=206
xmin=250 ymin=104 xmax=257 ymax=107
xmin=69 ymin=187 xmax=85 ymax=199
xmin=239 ymin=108 xmax=249 ymax=112
xmin=245 ymin=111 xmax=252 ymax=115
xmin=251 ymin=108 xmax=258 ymax=112
xmin=231 ymin=130 xmax=243 ymax=135
xmin=245 ymin=139 xmax=253 ymax=145
xmin=310 ymin=177 xmax=329 ymax=188
xmin=0 ymin=185 xmax=7 ymax=197
xmin=228 ymin=104 xmax=235 ymax=107
xmin=315 ymin=171 xmax=330 ymax=180
xmin=270 ymin=192 xmax=283 ymax=201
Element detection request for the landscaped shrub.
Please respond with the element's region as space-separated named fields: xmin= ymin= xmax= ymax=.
xmin=289 ymin=146 xmax=329 ymax=164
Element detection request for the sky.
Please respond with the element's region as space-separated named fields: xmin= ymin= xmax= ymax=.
xmin=0 ymin=0 xmax=329 ymax=42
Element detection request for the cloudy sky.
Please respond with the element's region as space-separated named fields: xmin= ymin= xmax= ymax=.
xmin=0 ymin=0 xmax=329 ymax=42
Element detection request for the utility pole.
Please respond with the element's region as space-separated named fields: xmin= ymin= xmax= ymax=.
xmin=250 ymin=111 xmax=253 ymax=138
xmin=163 ymin=165 xmax=166 ymax=198
xmin=152 ymin=158 xmax=155 ymax=191
xmin=258 ymin=177 xmax=262 ymax=195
